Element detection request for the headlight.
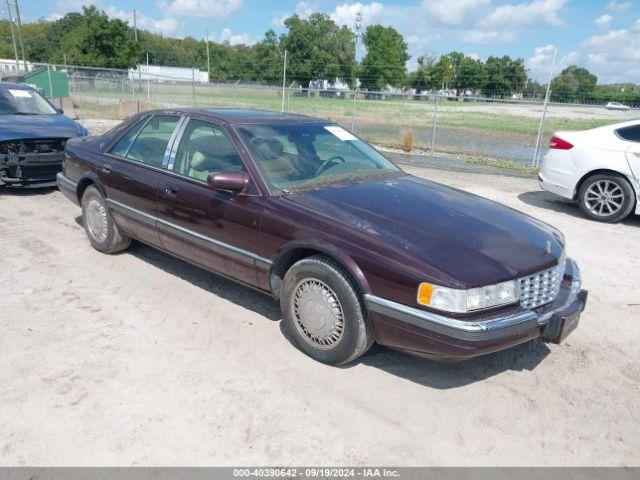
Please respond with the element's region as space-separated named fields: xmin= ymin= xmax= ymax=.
xmin=417 ymin=280 xmax=519 ymax=314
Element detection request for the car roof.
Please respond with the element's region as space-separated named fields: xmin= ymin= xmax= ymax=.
xmin=0 ymin=81 xmax=31 ymax=90
xmin=155 ymin=108 xmax=328 ymax=125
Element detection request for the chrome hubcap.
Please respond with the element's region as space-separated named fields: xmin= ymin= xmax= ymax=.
xmin=292 ymin=278 xmax=344 ymax=349
xmin=86 ymin=197 xmax=108 ymax=243
xmin=585 ymin=180 xmax=624 ymax=216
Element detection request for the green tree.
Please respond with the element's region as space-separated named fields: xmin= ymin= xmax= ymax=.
xmin=453 ymin=55 xmax=487 ymax=93
xmin=429 ymin=55 xmax=455 ymax=91
xmin=550 ymin=65 xmax=598 ymax=102
xmin=483 ymin=55 xmax=526 ymax=97
xmin=280 ymin=13 xmax=356 ymax=87
xmin=251 ymin=29 xmax=285 ymax=84
xmin=410 ymin=54 xmax=436 ymax=93
xmin=54 ymin=7 xmax=139 ymax=68
xmin=359 ymin=24 xmax=409 ymax=90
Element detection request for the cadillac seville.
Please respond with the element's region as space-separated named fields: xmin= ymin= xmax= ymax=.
xmin=57 ymin=108 xmax=588 ymax=365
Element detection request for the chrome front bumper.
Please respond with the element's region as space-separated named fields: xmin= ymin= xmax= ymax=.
xmin=365 ymin=258 xmax=586 ymax=343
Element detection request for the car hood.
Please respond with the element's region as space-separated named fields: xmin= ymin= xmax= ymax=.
xmin=283 ymin=175 xmax=565 ymax=288
xmin=0 ymin=114 xmax=86 ymax=141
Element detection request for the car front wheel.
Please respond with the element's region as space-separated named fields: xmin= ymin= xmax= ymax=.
xmin=280 ymin=255 xmax=374 ymax=365
xmin=81 ymin=185 xmax=131 ymax=253
xmin=578 ymin=173 xmax=636 ymax=223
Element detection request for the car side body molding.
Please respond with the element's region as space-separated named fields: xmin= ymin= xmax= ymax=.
xmin=106 ymin=198 xmax=272 ymax=269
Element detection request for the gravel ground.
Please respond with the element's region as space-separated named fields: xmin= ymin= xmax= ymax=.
xmin=1 ymin=157 xmax=639 ymax=466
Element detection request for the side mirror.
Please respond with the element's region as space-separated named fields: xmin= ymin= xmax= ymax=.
xmin=55 ymin=107 xmax=64 ymax=114
xmin=206 ymin=171 xmax=249 ymax=192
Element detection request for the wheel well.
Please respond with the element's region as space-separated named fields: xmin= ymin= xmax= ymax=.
xmin=76 ymin=178 xmax=95 ymax=204
xmin=574 ymin=169 xmax=637 ymax=200
xmin=269 ymin=248 xmax=361 ymax=299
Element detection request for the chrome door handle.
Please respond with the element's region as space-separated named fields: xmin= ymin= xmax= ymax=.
xmin=101 ymin=163 xmax=112 ymax=173
xmin=163 ymin=187 xmax=179 ymax=197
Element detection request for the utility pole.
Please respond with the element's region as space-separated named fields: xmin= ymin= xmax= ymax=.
xmin=13 ymin=0 xmax=26 ymax=70
xmin=133 ymin=9 xmax=138 ymax=41
xmin=351 ymin=10 xmax=362 ymax=131
xmin=205 ymin=29 xmax=210 ymax=81
xmin=280 ymin=49 xmax=287 ymax=112
xmin=4 ymin=0 xmax=19 ymax=71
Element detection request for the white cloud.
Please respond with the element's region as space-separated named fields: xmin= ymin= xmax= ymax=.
xmin=419 ymin=0 xmax=489 ymax=26
xmin=480 ymin=0 xmax=567 ymax=29
xmin=105 ymin=6 xmax=180 ymax=35
xmin=45 ymin=0 xmax=99 ymax=19
xmin=607 ymin=1 xmax=632 ymax=11
xmin=526 ymin=45 xmax=590 ymax=82
xmin=595 ymin=14 xmax=614 ymax=26
xmin=166 ymin=0 xmax=243 ymax=19
xmin=218 ymin=28 xmax=256 ymax=45
xmin=462 ymin=29 xmax=517 ymax=43
xmin=271 ymin=1 xmax=315 ymax=26
xmin=467 ymin=52 xmax=479 ymax=60
xmin=526 ymin=44 xmax=557 ymax=78
xmin=330 ymin=2 xmax=384 ymax=30
xmin=554 ymin=26 xmax=640 ymax=82
xmin=418 ymin=0 xmax=567 ymax=45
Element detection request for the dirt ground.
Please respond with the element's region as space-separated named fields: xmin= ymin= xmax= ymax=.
xmin=1 ymin=141 xmax=639 ymax=466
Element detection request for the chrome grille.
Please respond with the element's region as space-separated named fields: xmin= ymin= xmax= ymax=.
xmin=519 ymin=260 xmax=565 ymax=309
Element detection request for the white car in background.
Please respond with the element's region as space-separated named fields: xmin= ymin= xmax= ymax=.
xmin=605 ymin=101 xmax=631 ymax=111
xmin=539 ymin=119 xmax=640 ymax=223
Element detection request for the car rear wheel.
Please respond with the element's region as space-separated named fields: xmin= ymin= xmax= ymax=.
xmin=81 ymin=186 xmax=131 ymax=253
xmin=578 ymin=173 xmax=636 ymax=223
xmin=280 ymin=255 xmax=373 ymax=365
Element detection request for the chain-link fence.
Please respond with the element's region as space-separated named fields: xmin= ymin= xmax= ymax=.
xmin=13 ymin=64 xmax=639 ymax=168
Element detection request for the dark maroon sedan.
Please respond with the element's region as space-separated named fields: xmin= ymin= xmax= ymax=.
xmin=57 ymin=108 xmax=587 ymax=365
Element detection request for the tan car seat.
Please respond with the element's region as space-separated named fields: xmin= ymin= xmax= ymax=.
xmin=251 ymin=137 xmax=295 ymax=181
xmin=187 ymin=136 xmax=243 ymax=181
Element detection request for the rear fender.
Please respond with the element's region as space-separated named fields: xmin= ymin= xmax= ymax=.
xmin=76 ymin=171 xmax=106 ymax=204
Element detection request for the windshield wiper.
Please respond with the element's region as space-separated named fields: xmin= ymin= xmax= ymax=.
xmin=11 ymin=112 xmax=42 ymax=115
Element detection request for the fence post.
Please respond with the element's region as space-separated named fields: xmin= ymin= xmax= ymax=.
xmin=192 ymin=68 xmax=196 ymax=107
xmin=350 ymin=88 xmax=358 ymax=132
xmin=281 ymin=49 xmax=287 ymax=113
xmin=131 ymin=76 xmax=136 ymax=115
xmin=46 ymin=64 xmax=54 ymax=99
xmin=430 ymin=95 xmax=439 ymax=152
xmin=533 ymin=47 xmax=557 ymax=167
xmin=233 ymin=79 xmax=240 ymax=106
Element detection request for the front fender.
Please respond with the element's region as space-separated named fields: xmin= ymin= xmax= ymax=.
xmin=271 ymin=238 xmax=372 ymax=296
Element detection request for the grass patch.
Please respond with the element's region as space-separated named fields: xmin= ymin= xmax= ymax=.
xmin=464 ymin=157 xmax=538 ymax=175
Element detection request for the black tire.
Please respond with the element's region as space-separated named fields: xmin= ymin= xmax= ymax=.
xmin=577 ymin=173 xmax=636 ymax=223
xmin=280 ymin=255 xmax=374 ymax=365
xmin=81 ymin=185 xmax=131 ymax=253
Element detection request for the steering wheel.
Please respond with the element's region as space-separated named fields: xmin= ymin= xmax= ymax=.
xmin=316 ymin=155 xmax=346 ymax=176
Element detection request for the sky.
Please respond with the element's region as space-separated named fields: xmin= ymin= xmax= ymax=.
xmin=17 ymin=0 xmax=640 ymax=83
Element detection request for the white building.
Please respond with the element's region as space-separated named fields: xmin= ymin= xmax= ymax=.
xmin=0 ymin=58 xmax=34 ymax=77
xmin=128 ymin=64 xmax=209 ymax=83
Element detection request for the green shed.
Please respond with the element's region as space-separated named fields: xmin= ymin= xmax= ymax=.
xmin=21 ymin=67 xmax=69 ymax=99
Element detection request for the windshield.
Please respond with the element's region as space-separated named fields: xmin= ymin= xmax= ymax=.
xmin=0 ymin=87 xmax=57 ymax=115
xmin=235 ymin=123 xmax=400 ymax=192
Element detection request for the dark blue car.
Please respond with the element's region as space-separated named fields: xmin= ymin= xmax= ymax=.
xmin=0 ymin=82 xmax=88 ymax=188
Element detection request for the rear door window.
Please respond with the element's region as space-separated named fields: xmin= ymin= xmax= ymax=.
xmin=110 ymin=117 xmax=149 ymax=157
xmin=113 ymin=115 xmax=181 ymax=168
xmin=616 ymin=125 xmax=640 ymax=142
